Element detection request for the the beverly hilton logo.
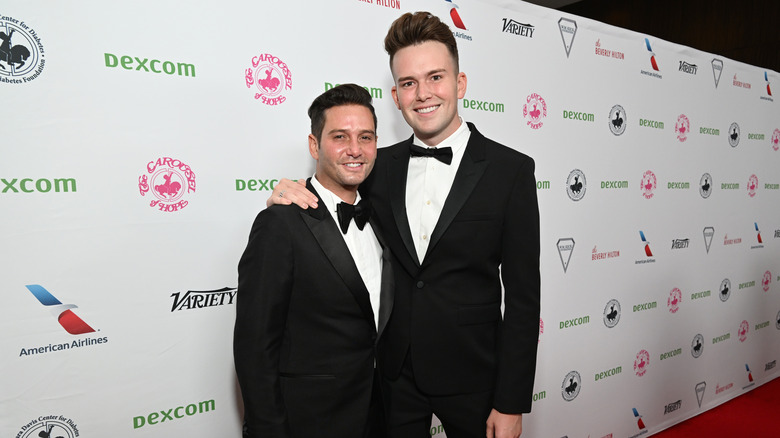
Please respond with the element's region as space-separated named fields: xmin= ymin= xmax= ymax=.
xmin=675 ymin=114 xmax=690 ymax=142
xmin=558 ymin=18 xmax=577 ymax=58
xmin=566 ymin=169 xmax=586 ymax=201
xmin=719 ymin=278 xmax=731 ymax=302
xmin=561 ymin=370 xmax=581 ymax=401
xmin=634 ymin=349 xmax=650 ymax=376
xmin=523 ymin=93 xmax=547 ymax=129
xmin=640 ymin=170 xmax=657 ymax=199
xmin=747 ymin=174 xmax=758 ymax=198
xmin=25 ymin=285 xmax=96 ymax=334
xmin=0 ymin=16 xmax=45 ymax=84
xmin=609 ymin=105 xmax=626 ymax=136
xmin=245 ymin=53 xmax=292 ymax=105
xmin=738 ymin=320 xmax=749 ymax=343
xmin=603 ymin=299 xmax=621 ymax=328
xmin=667 ymin=287 xmax=682 ymax=314
xmin=691 ymin=334 xmax=704 ymax=358
xmin=700 ymin=173 xmax=713 ymax=198
xmin=728 ymin=122 xmax=740 ymax=147
xmin=138 ymin=157 xmax=196 ymax=212
xmin=557 ymin=238 xmax=575 ymax=273
xmin=772 ymin=129 xmax=780 ymax=151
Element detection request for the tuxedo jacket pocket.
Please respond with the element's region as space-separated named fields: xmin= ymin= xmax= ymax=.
xmin=457 ymin=303 xmax=501 ymax=325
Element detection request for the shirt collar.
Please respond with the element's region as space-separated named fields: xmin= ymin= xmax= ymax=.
xmin=412 ymin=117 xmax=470 ymax=154
xmin=310 ymin=175 xmax=362 ymax=218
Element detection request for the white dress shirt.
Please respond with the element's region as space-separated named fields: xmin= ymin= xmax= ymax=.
xmin=405 ymin=119 xmax=471 ymax=263
xmin=311 ymin=176 xmax=383 ymax=329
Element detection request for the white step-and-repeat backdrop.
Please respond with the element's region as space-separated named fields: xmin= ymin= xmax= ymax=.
xmin=2 ymin=0 xmax=778 ymax=437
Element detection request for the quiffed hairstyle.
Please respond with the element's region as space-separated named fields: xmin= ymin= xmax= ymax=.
xmin=384 ymin=11 xmax=459 ymax=72
xmin=308 ymin=83 xmax=377 ymax=144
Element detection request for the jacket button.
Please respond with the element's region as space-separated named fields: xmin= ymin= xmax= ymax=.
xmin=416 ymin=281 xmax=424 ymax=289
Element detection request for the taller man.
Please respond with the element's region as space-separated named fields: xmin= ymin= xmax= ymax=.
xmin=270 ymin=12 xmax=540 ymax=438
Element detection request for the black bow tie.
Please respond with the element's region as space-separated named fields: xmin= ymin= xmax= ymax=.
xmin=336 ymin=199 xmax=372 ymax=234
xmin=409 ymin=144 xmax=453 ymax=165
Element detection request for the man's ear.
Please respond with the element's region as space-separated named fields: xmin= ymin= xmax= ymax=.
xmin=391 ymin=86 xmax=401 ymax=110
xmin=308 ymin=134 xmax=319 ymax=160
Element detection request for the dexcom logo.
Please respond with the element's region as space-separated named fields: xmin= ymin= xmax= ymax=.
xmin=133 ymin=400 xmax=216 ymax=429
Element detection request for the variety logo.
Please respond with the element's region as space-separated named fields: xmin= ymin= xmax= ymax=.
xmin=138 ymin=157 xmax=196 ymax=212
xmin=558 ymin=18 xmax=577 ymax=58
xmin=711 ymin=59 xmax=723 ymax=87
xmin=679 ymin=60 xmax=698 ymax=75
xmin=772 ymin=129 xmax=780 ymax=151
xmin=170 ymin=287 xmax=237 ymax=312
xmin=522 ymin=93 xmax=547 ymax=129
xmin=719 ymin=278 xmax=731 ymax=302
xmin=733 ymin=73 xmax=751 ymax=89
xmin=594 ymin=39 xmax=625 ymax=60
xmin=664 ymin=400 xmax=682 ymax=415
xmin=671 ymin=238 xmax=690 ymax=249
xmin=776 ymin=310 xmax=780 ymax=330
xmin=768 ymin=360 xmax=777 ymax=371
xmin=700 ymin=173 xmax=713 ymax=198
xmin=561 ymin=370 xmax=581 ymax=401
xmin=608 ymin=104 xmax=626 ymax=135
xmin=0 ymin=16 xmax=45 ymax=84
xmin=675 ymin=114 xmax=690 ymax=142
xmin=566 ymin=169 xmax=586 ymax=201
xmin=691 ymin=334 xmax=704 ymax=358
xmin=747 ymin=174 xmax=758 ymax=198
xmin=728 ymin=122 xmax=740 ymax=147
xmin=703 ymin=227 xmax=715 ymax=253
xmin=640 ymin=170 xmax=657 ymax=199
xmin=557 ymin=238 xmax=575 ymax=273
xmin=15 ymin=415 xmax=80 ymax=438
xmin=502 ymin=18 xmax=534 ymax=38
xmin=25 ymin=284 xmax=95 ymax=335
xmin=245 ymin=53 xmax=292 ymax=105
xmin=762 ymin=271 xmax=772 ymax=292
xmin=667 ymin=287 xmax=682 ymax=313
xmin=634 ymin=349 xmax=650 ymax=377
xmin=738 ymin=320 xmax=749 ymax=343
xmin=603 ymin=299 xmax=621 ymax=328
xmin=695 ymin=382 xmax=707 ymax=407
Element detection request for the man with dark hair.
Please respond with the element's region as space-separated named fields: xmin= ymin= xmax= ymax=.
xmin=235 ymin=83 xmax=393 ymax=438
xmin=269 ymin=12 xmax=540 ymax=438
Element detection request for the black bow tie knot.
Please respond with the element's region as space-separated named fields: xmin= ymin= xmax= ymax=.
xmin=337 ymin=199 xmax=372 ymax=234
xmin=409 ymin=144 xmax=453 ymax=165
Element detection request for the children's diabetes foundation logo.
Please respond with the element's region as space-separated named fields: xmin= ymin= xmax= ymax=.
xmin=25 ymin=284 xmax=95 ymax=334
xmin=0 ymin=16 xmax=45 ymax=84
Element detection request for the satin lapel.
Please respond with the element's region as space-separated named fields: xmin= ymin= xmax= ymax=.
xmin=370 ymin=217 xmax=394 ymax=340
xmin=426 ymin=125 xmax=488 ymax=262
xmin=301 ymin=183 xmax=376 ymax=328
xmin=388 ymin=138 xmax=420 ymax=267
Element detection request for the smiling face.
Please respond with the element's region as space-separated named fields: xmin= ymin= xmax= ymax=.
xmin=309 ymin=104 xmax=377 ymax=203
xmin=390 ymin=40 xmax=467 ymax=146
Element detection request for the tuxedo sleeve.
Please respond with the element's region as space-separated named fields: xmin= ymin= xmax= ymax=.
xmin=494 ymin=156 xmax=541 ymax=414
xmin=234 ymin=207 xmax=294 ymax=438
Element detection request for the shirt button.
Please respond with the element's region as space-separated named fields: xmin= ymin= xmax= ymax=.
xmin=422 ymin=234 xmax=428 ymax=241
xmin=416 ymin=281 xmax=424 ymax=289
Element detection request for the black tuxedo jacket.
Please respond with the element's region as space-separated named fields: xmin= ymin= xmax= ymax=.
xmin=364 ymin=122 xmax=540 ymax=414
xmin=234 ymin=181 xmax=394 ymax=438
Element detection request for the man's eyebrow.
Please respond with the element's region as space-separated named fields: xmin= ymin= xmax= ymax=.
xmin=396 ymin=69 xmax=448 ymax=83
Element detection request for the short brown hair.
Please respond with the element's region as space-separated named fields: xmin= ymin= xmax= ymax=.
xmin=308 ymin=84 xmax=377 ymax=144
xmin=384 ymin=11 xmax=459 ymax=72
